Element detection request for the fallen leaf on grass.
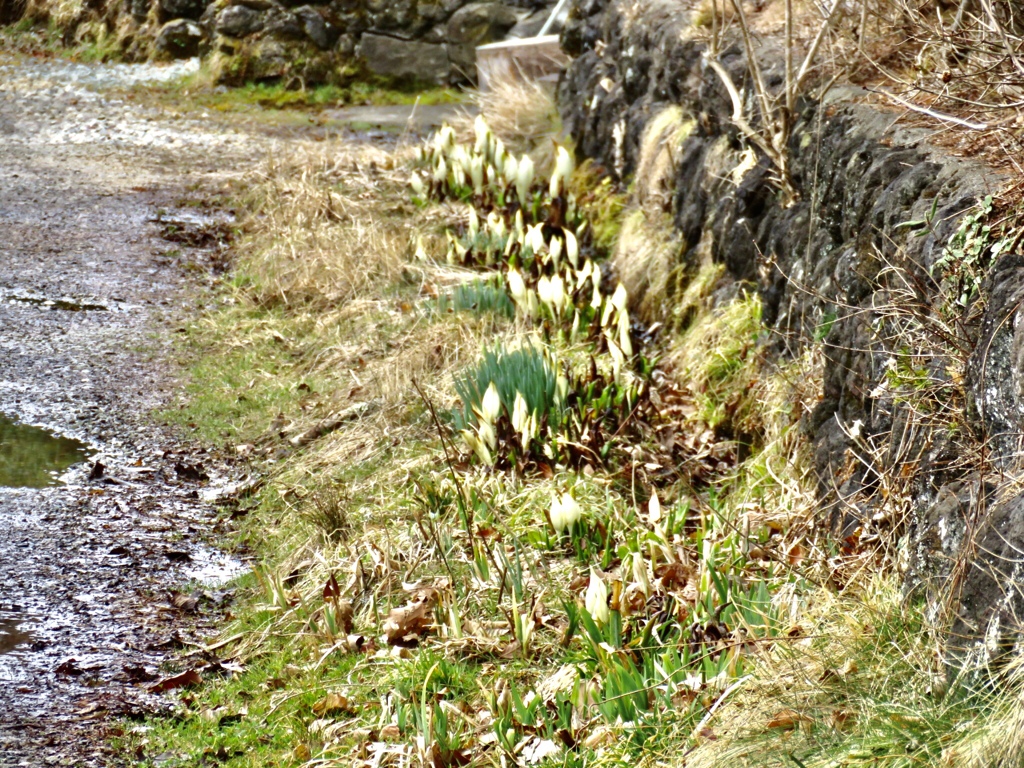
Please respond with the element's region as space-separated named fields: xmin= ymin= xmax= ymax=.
xmin=766 ymin=709 xmax=813 ymax=731
xmin=819 ymin=658 xmax=857 ymax=683
xmin=522 ymin=738 xmax=562 ymax=764
xmin=788 ymin=543 xmax=808 ymax=567
xmin=828 ymin=709 xmax=853 ymax=730
xmin=312 ymin=692 xmax=354 ymax=717
xmin=323 ymin=573 xmax=341 ymax=601
xmin=654 ymin=562 xmax=693 ymax=590
xmin=170 ymin=593 xmax=199 ymax=613
xmin=148 ymin=669 xmax=201 ymax=693
xmin=425 ymin=741 xmax=471 ymax=767
xmin=382 ymin=593 xmax=437 ymax=646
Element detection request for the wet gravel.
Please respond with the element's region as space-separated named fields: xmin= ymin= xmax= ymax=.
xmin=0 ymin=53 xmax=272 ymax=767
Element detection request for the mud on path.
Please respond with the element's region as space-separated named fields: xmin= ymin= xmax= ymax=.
xmin=0 ymin=54 xmax=273 ymax=767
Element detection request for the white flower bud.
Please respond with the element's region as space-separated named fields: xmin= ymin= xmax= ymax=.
xmin=618 ymin=308 xmax=633 ymax=356
xmin=549 ymin=274 xmax=566 ymax=313
xmin=611 ymin=282 xmax=628 ymax=312
xmin=565 ymin=230 xmax=579 ymax=268
xmin=480 ymin=382 xmax=501 ymax=425
xmin=507 ymin=268 xmax=527 ymax=303
xmin=648 ymin=489 xmax=662 ymax=525
xmin=516 ymin=155 xmax=535 ymax=207
xmin=549 ymin=236 xmax=563 ymax=269
xmin=537 ymin=275 xmax=553 ymax=308
xmin=551 ymin=492 xmax=582 ymax=533
xmin=474 ymin=114 xmax=489 ymax=154
xmin=549 ymin=145 xmax=574 ymax=198
xmin=503 ymin=154 xmax=518 ymax=187
xmin=585 ymin=567 xmax=610 ymax=625
xmin=470 ymin=156 xmax=484 ymax=196
xmin=525 ymin=223 xmax=545 ymax=255
xmin=512 ymin=391 xmax=529 ymax=433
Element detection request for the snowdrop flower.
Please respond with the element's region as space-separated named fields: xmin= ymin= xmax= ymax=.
xmin=630 ymin=551 xmax=651 ymax=598
xmin=575 ymin=258 xmax=593 ymax=290
xmin=537 ymin=275 xmax=554 ymax=309
xmin=555 ymin=374 xmax=569 ymax=409
xmin=414 ymin=236 xmax=428 ymax=262
xmin=611 ymin=282 xmax=628 ymax=313
xmin=557 ymin=493 xmax=581 ymax=536
xmin=526 ymin=289 xmax=539 ymax=318
xmin=516 ymin=154 xmax=535 ymax=207
xmin=478 ymin=420 xmax=496 ymax=452
xmin=433 ymin=157 xmax=447 ymax=183
xmin=525 ymin=223 xmax=545 ymax=255
xmin=550 ymin=491 xmax=583 ymax=533
xmin=549 ymin=236 xmax=563 ymax=268
xmin=648 ymin=488 xmax=662 ymax=525
xmin=480 ymin=382 xmax=502 ymax=425
xmin=452 ymin=162 xmax=466 ymax=189
xmin=437 ymin=125 xmax=455 ymax=152
xmin=511 ymin=391 xmax=529 ymax=434
xmin=486 ymin=211 xmax=505 ymax=239
xmin=618 ymin=308 xmax=632 ymax=356
xmin=565 ymin=230 xmax=579 ymax=268
xmin=549 ymin=274 xmax=567 ymax=313
xmin=608 ymin=337 xmax=625 ymax=381
xmin=504 ymin=227 xmax=519 ymax=257
xmin=470 ymin=156 xmax=484 ymax=196
xmin=585 ymin=567 xmax=610 ymax=625
xmin=462 ymin=429 xmax=492 ymax=465
xmin=503 ymin=154 xmax=518 ymax=187
xmin=507 ymin=267 xmax=527 ymax=304
xmin=549 ymin=145 xmax=574 ymax=198
xmin=447 ymin=232 xmax=468 ymax=262
xmin=520 ymin=412 xmax=537 ymax=450
xmin=474 ymin=114 xmax=489 ymax=154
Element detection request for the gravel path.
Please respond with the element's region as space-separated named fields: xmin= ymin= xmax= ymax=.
xmin=0 ymin=54 xmax=269 ymax=767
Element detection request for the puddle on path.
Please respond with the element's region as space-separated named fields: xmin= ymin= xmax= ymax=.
xmin=3 ymin=294 xmax=109 ymax=312
xmin=184 ymin=545 xmax=248 ymax=587
xmin=0 ymin=416 xmax=89 ymax=488
xmin=0 ymin=612 xmax=33 ymax=655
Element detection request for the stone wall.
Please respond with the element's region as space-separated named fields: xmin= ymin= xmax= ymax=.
xmin=9 ymin=0 xmax=560 ymax=85
xmin=559 ymin=0 xmax=1024 ymax=663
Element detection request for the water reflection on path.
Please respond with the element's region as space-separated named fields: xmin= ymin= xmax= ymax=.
xmin=0 ymin=416 xmax=89 ymax=489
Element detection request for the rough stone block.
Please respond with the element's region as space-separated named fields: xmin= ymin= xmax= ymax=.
xmin=215 ymin=5 xmax=264 ymax=37
xmin=155 ymin=19 xmax=204 ymax=57
xmin=357 ymin=33 xmax=450 ymax=84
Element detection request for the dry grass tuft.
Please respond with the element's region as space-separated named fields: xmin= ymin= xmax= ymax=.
xmin=21 ymin=0 xmax=82 ymax=26
xmin=237 ymin=144 xmax=416 ymax=310
xmin=613 ymin=107 xmax=696 ymax=320
xmin=463 ymin=75 xmax=562 ymax=174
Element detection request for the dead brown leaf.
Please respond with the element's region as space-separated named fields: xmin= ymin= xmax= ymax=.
xmin=654 ymin=562 xmax=692 ymax=590
xmin=323 ymin=573 xmax=341 ymax=602
xmin=788 ymin=543 xmax=807 ymax=567
xmin=382 ymin=592 xmax=438 ymax=646
xmin=312 ymin=692 xmax=355 ymax=717
xmin=766 ymin=709 xmax=813 ymax=731
xmin=148 ymin=669 xmax=202 ymax=693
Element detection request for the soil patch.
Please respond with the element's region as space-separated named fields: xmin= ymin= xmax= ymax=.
xmin=0 ymin=52 xmax=275 ymax=767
